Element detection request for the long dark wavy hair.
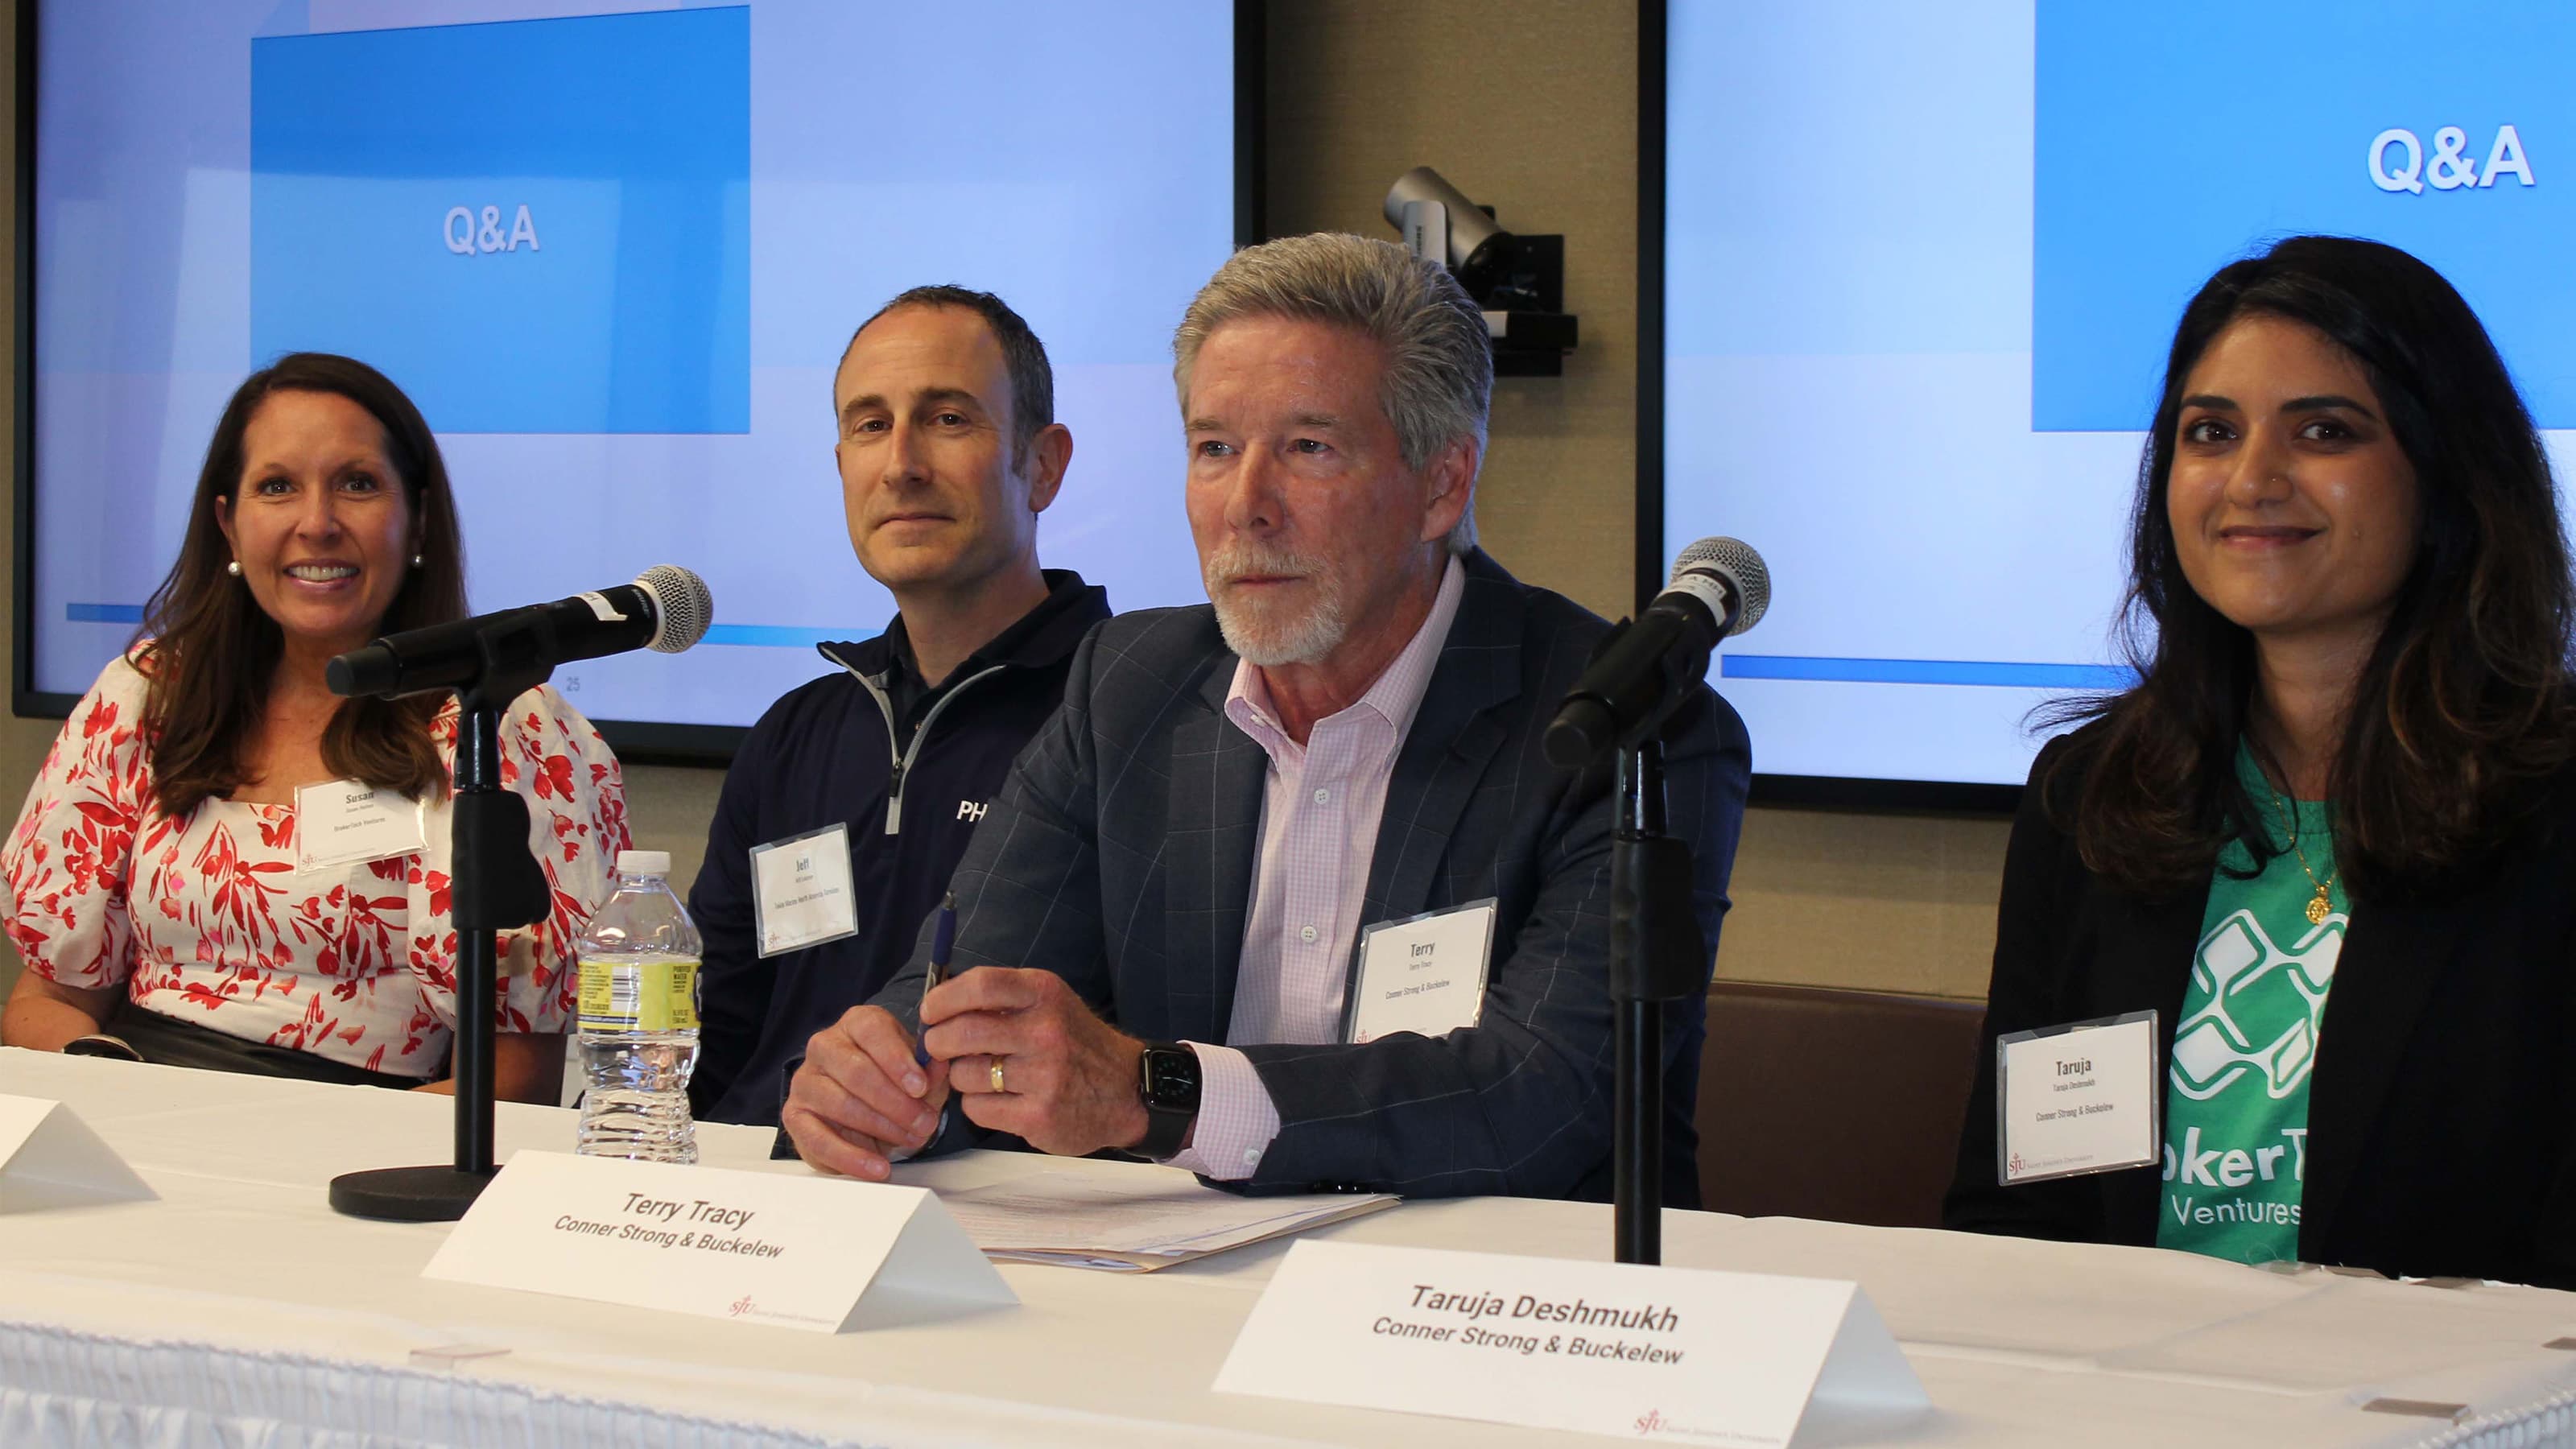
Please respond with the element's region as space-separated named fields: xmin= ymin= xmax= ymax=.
xmin=2044 ymin=236 xmax=2576 ymax=902
xmin=133 ymin=353 xmax=469 ymax=817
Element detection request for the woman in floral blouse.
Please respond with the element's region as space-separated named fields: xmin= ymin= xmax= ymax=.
xmin=0 ymin=353 xmax=628 ymax=1100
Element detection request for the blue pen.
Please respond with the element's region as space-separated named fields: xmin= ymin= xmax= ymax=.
xmin=914 ymin=892 xmax=956 ymax=1068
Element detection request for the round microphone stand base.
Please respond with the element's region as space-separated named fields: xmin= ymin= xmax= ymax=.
xmin=327 ymin=1164 xmax=499 ymax=1222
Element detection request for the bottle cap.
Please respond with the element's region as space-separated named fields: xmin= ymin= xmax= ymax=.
xmin=617 ymin=849 xmax=672 ymax=877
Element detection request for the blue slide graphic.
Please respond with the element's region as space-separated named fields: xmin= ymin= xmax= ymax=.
xmin=251 ymin=7 xmax=751 ymax=433
xmin=1719 ymin=656 xmax=2136 ymax=691
xmin=2033 ymin=2 xmax=2574 ymax=431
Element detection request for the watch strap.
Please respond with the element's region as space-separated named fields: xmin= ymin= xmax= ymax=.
xmin=1134 ymin=1042 xmax=1199 ymax=1160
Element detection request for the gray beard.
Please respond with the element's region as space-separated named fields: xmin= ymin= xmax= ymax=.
xmin=1212 ymin=588 xmax=1348 ymax=667
xmin=1202 ymin=539 xmax=1350 ymax=667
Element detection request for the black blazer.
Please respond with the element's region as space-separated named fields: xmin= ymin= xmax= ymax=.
xmin=873 ymin=550 xmax=1752 ymax=1200
xmin=1945 ymin=731 xmax=2576 ymax=1289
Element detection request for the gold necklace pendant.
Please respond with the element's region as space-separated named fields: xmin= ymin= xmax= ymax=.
xmin=2273 ymin=786 xmax=2338 ymax=925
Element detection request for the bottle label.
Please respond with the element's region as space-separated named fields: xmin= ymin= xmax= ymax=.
xmin=577 ymin=958 xmax=700 ymax=1034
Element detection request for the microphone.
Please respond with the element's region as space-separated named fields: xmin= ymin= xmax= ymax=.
xmin=1543 ymin=538 xmax=1769 ymax=768
xmin=327 ymin=564 xmax=714 ymax=700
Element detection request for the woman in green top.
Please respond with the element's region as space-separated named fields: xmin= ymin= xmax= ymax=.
xmin=1945 ymin=236 xmax=2576 ymax=1288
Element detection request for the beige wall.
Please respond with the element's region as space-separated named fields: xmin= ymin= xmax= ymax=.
xmin=0 ymin=0 xmax=2010 ymax=1002
xmin=1262 ymin=2 xmax=2010 ymax=1000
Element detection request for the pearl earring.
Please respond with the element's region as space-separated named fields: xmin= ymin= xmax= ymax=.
xmin=225 ymin=560 xmax=242 ymax=577
xmin=411 ymin=553 xmax=424 ymax=568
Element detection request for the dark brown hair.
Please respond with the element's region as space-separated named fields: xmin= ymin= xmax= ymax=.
xmin=841 ymin=284 xmax=1055 ymax=465
xmin=134 ymin=353 xmax=469 ymax=817
xmin=2046 ymin=236 xmax=2576 ymax=902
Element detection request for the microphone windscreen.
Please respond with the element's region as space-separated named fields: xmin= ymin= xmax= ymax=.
xmin=634 ymin=564 xmax=713 ymax=653
xmin=1671 ymin=536 xmax=1770 ymax=638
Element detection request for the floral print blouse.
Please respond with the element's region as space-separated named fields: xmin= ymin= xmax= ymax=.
xmin=0 ymin=658 xmax=630 ymax=1079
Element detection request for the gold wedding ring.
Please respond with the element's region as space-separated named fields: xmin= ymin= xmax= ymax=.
xmin=989 ymin=1059 xmax=1007 ymax=1094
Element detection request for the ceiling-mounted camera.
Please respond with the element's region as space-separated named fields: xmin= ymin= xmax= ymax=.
xmin=1383 ymin=166 xmax=1576 ymax=376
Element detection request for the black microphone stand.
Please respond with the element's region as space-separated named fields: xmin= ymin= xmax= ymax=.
xmin=1608 ymin=737 xmax=1707 ymax=1265
xmin=1548 ymin=614 xmax=1714 ymax=1266
xmin=1551 ymin=556 xmax=1764 ymax=1264
xmin=328 ymin=617 xmax=557 ymax=1222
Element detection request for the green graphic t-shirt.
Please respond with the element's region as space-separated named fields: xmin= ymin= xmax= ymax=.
xmin=2157 ymin=743 xmax=2343 ymax=1266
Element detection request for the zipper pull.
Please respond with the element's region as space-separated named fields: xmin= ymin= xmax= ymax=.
xmin=885 ymin=762 xmax=904 ymax=836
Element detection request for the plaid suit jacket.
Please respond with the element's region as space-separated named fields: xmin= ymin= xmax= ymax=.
xmin=876 ymin=549 xmax=1751 ymax=1200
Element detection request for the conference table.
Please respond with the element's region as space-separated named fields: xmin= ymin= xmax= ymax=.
xmin=0 ymin=1049 xmax=2570 ymax=1449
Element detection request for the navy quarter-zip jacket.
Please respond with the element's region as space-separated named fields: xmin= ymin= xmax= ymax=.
xmin=687 ymin=570 xmax=1109 ymax=1126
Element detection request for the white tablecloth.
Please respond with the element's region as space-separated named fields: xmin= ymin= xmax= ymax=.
xmin=0 ymin=1048 xmax=2569 ymax=1448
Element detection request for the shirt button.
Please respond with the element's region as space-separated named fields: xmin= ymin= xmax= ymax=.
xmin=1242 ymin=1149 xmax=1262 ymax=1166
xmin=1299 ymin=925 xmax=1319 ymax=944
xmin=1312 ymin=787 xmax=1331 ymax=804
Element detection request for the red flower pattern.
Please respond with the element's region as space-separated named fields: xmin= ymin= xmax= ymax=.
xmin=0 ymin=660 xmax=629 ymax=1077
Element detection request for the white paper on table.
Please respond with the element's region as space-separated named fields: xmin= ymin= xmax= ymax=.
xmin=0 ymin=1095 xmax=155 ymax=1212
xmin=940 ymin=1170 xmax=1397 ymax=1269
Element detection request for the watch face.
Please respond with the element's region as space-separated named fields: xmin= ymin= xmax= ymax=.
xmin=1141 ymin=1046 xmax=1200 ymax=1109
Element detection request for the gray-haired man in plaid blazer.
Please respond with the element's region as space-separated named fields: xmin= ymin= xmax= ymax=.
xmin=782 ymin=233 xmax=1751 ymax=1200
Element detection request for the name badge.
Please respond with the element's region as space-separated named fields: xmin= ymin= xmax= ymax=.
xmin=751 ymin=824 xmax=858 ymax=957
xmin=293 ymin=778 xmax=427 ymax=873
xmin=1344 ymin=899 xmax=1497 ymax=1045
xmin=1996 ymin=1010 xmax=2161 ymax=1184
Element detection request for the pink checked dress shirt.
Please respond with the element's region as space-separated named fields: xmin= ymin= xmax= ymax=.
xmin=1170 ymin=558 xmax=1466 ymax=1179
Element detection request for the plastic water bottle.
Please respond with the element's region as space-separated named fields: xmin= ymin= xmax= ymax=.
xmin=575 ymin=849 xmax=703 ymax=1163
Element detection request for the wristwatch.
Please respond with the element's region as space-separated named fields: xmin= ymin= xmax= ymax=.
xmin=1135 ymin=1041 xmax=1202 ymax=1160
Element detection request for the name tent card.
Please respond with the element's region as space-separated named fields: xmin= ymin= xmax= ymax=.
xmin=1216 ymin=1241 xmax=1926 ymax=1447
xmin=423 ymin=1152 xmax=1015 ymax=1332
xmin=0 ymin=1095 xmax=155 ymax=1212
